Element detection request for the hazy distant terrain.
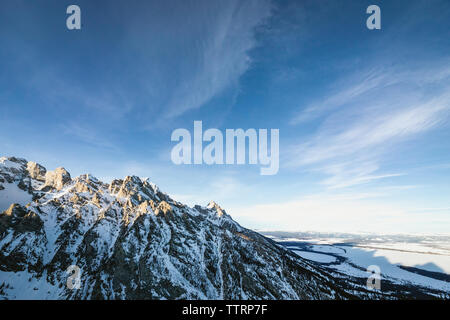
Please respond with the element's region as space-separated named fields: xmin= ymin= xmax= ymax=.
xmin=263 ymin=231 xmax=450 ymax=298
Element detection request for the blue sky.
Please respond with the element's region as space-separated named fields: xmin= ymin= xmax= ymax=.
xmin=1 ymin=0 xmax=450 ymax=233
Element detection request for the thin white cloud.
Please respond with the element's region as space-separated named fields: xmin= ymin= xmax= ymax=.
xmin=5 ymin=0 xmax=272 ymax=126
xmin=319 ymin=161 xmax=404 ymax=189
xmin=286 ymin=63 xmax=450 ymax=189
xmin=162 ymin=0 xmax=272 ymax=118
xmin=290 ymin=93 xmax=450 ymax=166
xmin=290 ymin=64 xmax=450 ymax=125
xmin=290 ymin=68 xmax=394 ymax=125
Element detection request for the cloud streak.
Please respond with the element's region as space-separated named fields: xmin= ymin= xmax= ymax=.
xmin=286 ymin=62 xmax=450 ymax=189
xmin=1 ymin=0 xmax=272 ymax=130
xmin=162 ymin=0 xmax=272 ymax=118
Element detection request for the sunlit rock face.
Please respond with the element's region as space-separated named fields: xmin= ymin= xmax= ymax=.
xmin=26 ymin=162 xmax=46 ymax=182
xmin=44 ymin=167 xmax=71 ymax=191
xmin=0 ymin=156 xmax=390 ymax=300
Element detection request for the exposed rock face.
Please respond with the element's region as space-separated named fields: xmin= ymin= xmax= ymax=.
xmin=154 ymin=201 xmax=172 ymax=216
xmin=0 ymin=157 xmax=42 ymax=207
xmin=26 ymin=162 xmax=46 ymax=181
xmin=207 ymin=201 xmax=227 ymax=217
xmin=0 ymin=156 xmax=402 ymax=300
xmin=0 ymin=157 xmax=29 ymax=185
xmin=44 ymin=167 xmax=71 ymax=191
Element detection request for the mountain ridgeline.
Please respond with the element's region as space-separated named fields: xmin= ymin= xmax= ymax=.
xmin=0 ymin=156 xmax=385 ymax=299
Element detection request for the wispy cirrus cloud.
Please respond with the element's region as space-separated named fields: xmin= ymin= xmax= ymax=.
xmin=161 ymin=0 xmax=272 ymax=119
xmin=286 ymin=62 xmax=450 ymax=189
xmin=290 ymin=68 xmax=395 ymax=125
xmin=291 ymin=64 xmax=450 ymax=125
xmin=319 ymin=161 xmax=404 ymax=189
xmin=113 ymin=0 xmax=273 ymax=122
xmin=2 ymin=0 xmax=272 ymax=130
xmin=290 ymin=92 xmax=450 ymax=166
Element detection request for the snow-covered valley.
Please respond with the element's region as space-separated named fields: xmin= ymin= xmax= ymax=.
xmin=264 ymin=231 xmax=450 ymax=298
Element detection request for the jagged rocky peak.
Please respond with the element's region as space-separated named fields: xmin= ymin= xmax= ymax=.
xmin=0 ymin=156 xmax=27 ymax=167
xmin=207 ymin=201 xmax=227 ymax=217
xmin=1 ymin=156 xmax=72 ymax=192
xmin=73 ymin=174 xmax=102 ymax=194
xmin=1 ymin=157 xmax=47 ymax=182
xmin=110 ymin=176 xmax=141 ymax=196
xmin=78 ymin=173 xmax=99 ymax=184
xmin=0 ymin=157 xmax=45 ymax=193
xmin=44 ymin=167 xmax=71 ymax=191
xmin=26 ymin=161 xmax=46 ymax=181
xmin=122 ymin=175 xmax=145 ymax=191
xmin=109 ymin=175 xmax=172 ymax=208
xmin=0 ymin=156 xmax=28 ymax=176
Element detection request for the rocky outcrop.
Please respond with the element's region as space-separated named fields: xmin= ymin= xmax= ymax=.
xmin=0 ymin=157 xmax=28 ymax=184
xmin=207 ymin=201 xmax=227 ymax=217
xmin=44 ymin=167 xmax=71 ymax=191
xmin=0 ymin=203 xmax=43 ymax=232
xmin=26 ymin=162 xmax=46 ymax=181
xmin=154 ymin=200 xmax=172 ymax=216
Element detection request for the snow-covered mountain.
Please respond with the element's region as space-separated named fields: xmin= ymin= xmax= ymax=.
xmin=0 ymin=156 xmax=443 ymax=299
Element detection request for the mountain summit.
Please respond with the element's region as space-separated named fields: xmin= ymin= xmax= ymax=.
xmin=0 ymin=156 xmax=379 ymax=299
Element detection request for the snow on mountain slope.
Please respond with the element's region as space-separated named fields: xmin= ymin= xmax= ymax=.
xmin=0 ymin=157 xmax=34 ymax=211
xmin=1 ymin=156 xmax=373 ymax=300
xmin=0 ymin=182 xmax=32 ymax=212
